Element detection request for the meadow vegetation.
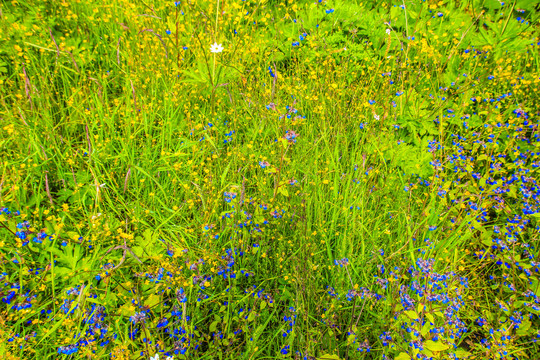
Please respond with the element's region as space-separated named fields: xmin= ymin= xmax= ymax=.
xmin=0 ymin=0 xmax=539 ymax=359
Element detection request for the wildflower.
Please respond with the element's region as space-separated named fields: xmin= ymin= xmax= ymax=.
xmin=380 ymin=332 xmax=392 ymax=346
xmin=325 ymin=9 xmax=334 ymax=14
xmin=410 ymin=339 xmax=424 ymax=350
xmin=416 ymin=258 xmax=435 ymax=273
xmin=224 ymin=191 xmax=237 ymax=203
xmin=346 ymin=289 xmax=357 ymax=301
xmin=149 ymin=355 xmax=159 ymax=360
xmin=386 ymin=28 xmax=391 ymax=35
xmin=58 ymin=344 xmax=79 ymax=355
xmin=210 ymin=42 xmax=224 ymax=53
xmin=356 ymin=339 xmax=371 ymax=352
xmin=176 ymin=288 xmax=187 ymax=303
xmin=156 ymin=317 xmax=169 ymax=328
xmin=284 ymin=130 xmax=299 ymax=143
xmin=130 ymin=312 xmax=147 ymax=324
xmin=334 ymin=258 xmax=349 ymax=267
xmin=259 ymin=161 xmax=270 ymax=169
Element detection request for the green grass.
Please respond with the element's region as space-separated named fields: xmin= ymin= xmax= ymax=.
xmin=0 ymin=0 xmax=540 ymax=359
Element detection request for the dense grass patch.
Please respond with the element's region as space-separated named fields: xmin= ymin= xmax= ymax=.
xmin=1 ymin=0 xmax=540 ymax=359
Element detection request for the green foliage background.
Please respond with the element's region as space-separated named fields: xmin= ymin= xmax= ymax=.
xmin=0 ymin=0 xmax=539 ymax=359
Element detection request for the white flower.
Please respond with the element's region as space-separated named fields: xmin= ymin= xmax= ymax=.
xmin=374 ymin=114 xmax=380 ymax=121
xmin=386 ymin=28 xmax=391 ymax=35
xmin=166 ymin=357 xmax=174 ymax=360
xmin=210 ymin=42 xmax=224 ymax=53
xmin=149 ymin=355 xmax=159 ymax=360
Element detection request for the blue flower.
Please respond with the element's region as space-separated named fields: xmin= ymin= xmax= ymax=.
xmin=177 ymin=288 xmax=187 ymax=303
xmin=58 ymin=345 xmax=79 ymax=355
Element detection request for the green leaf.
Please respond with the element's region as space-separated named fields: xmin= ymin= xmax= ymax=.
xmin=454 ymin=348 xmax=472 ymax=357
xmin=394 ymin=353 xmax=411 ymax=360
xmin=278 ymin=186 xmax=289 ymax=197
xmin=421 ymin=322 xmax=431 ymax=337
xmin=118 ymin=303 xmax=134 ymax=316
xmin=220 ymin=161 xmax=232 ymax=187
xmin=404 ymin=310 xmax=418 ymax=319
xmin=209 ymin=321 xmax=219 ymax=332
xmin=318 ymin=355 xmax=340 ymax=360
xmin=144 ymin=294 xmax=161 ymax=308
xmin=424 ymin=340 xmax=450 ymax=352
xmin=132 ymin=245 xmax=144 ymax=258
xmin=247 ymin=311 xmax=257 ymax=321
xmin=516 ymin=318 xmax=531 ymax=336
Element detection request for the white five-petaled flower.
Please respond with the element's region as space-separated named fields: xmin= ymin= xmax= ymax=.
xmin=386 ymin=28 xmax=391 ymax=35
xmin=210 ymin=42 xmax=224 ymax=53
xmin=374 ymin=114 xmax=380 ymax=121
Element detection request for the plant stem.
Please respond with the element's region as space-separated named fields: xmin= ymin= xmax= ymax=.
xmin=215 ymin=0 xmax=220 ymax=35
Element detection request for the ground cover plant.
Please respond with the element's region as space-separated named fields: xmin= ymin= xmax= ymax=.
xmin=1 ymin=0 xmax=540 ymax=359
